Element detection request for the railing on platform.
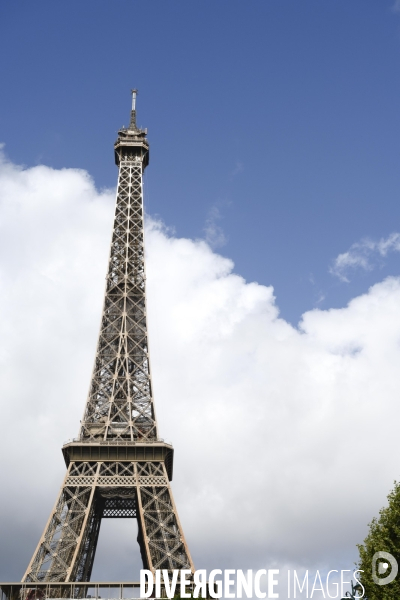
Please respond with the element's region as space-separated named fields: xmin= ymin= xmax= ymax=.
xmin=0 ymin=582 xmax=143 ymax=600
xmin=63 ymin=439 xmax=172 ymax=446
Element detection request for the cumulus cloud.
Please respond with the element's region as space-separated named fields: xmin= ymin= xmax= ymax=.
xmin=330 ymin=232 xmax=400 ymax=281
xmin=0 ymin=149 xmax=400 ymax=589
xmin=0 ymin=149 xmax=114 ymax=579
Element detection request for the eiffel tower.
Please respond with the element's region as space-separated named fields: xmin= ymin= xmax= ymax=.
xmin=15 ymin=91 xmax=194 ymax=591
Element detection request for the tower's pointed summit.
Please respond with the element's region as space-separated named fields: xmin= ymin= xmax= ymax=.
xmin=129 ymin=88 xmax=139 ymax=130
xmin=114 ymin=89 xmax=149 ymax=167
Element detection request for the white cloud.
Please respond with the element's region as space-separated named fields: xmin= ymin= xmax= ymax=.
xmin=393 ymin=0 xmax=400 ymax=13
xmin=330 ymin=232 xmax=400 ymax=281
xmin=1 ymin=149 xmax=400 ymax=584
xmin=204 ymin=205 xmax=227 ymax=248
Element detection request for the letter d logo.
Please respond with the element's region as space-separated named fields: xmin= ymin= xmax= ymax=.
xmin=372 ymin=551 xmax=398 ymax=585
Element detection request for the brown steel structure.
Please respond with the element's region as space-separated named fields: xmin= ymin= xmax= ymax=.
xmin=20 ymin=91 xmax=194 ymax=585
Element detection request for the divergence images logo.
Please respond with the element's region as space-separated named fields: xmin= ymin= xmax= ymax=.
xmin=372 ymin=552 xmax=398 ymax=586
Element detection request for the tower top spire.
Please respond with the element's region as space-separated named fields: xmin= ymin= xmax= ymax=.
xmin=129 ymin=89 xmax=138 ymax=129
xmin=131 ymin=88 xmax=138 ymax=111
xmin=114 ymin=88 xmax=149 ymax=167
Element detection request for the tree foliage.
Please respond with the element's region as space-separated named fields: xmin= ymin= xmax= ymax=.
xmin=357 ymin=482 xmax=400 ymax=599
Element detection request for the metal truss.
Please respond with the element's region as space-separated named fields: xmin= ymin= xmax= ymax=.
xmin=20 ymin=92 xmax=195 ymax=587
xmin=80 ymin=154 xmax=156 ymax=442
xmin=23 ymin=461 xmax=193 ymax=583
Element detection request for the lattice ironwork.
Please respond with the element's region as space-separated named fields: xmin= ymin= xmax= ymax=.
xmin=99 ymin=462 xmax=135 ymax=476
xmin=21 ymin=93 xmax=194 ymax=585
xmin=70 ymin=463 xmax=98 ymax=477
xmin=25 ymin=485 xmax=93 ymax=582
xmin=101 ymin=497 xmax=136 ymax=518
xmin=139 ymin=484 xmax=192 ymax=571
xmin=24 ymin=461 xmax=192 ymax=582
xmin=80 ymin=156 xmax=156 ymax=443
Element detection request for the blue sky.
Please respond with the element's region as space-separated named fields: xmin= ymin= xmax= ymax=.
xmin=2 ymin=1 xmax=400 ymax=323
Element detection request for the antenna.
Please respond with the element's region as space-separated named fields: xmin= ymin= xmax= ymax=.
xmin=131 ymin=89 xmax=138 ymax=111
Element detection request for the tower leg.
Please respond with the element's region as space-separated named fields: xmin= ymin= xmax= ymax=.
xmin=23 ymin=461 xmax=194 ymax=583
xmin=136 ymin=462 xmax=194 ymax=575
xmin=23 ymin=463 xmax=99 ymax=583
